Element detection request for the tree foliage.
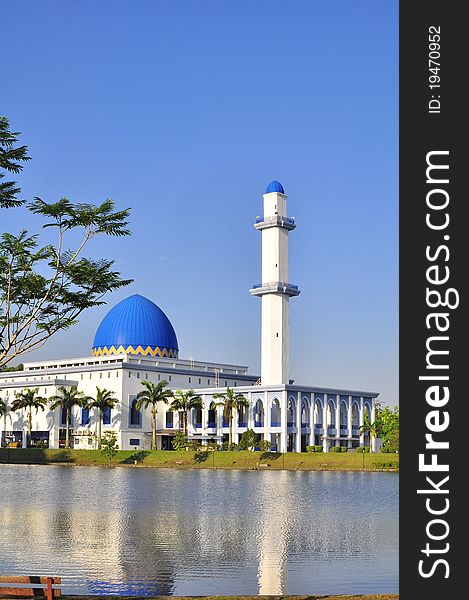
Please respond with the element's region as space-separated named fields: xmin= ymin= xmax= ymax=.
xmin=0 ymin=116 xmax=30 ymax=208
xmin=100 ymin=430 xmax=119 ymax=463
xmin=360 ymin=402 xmax=400 ymax=453
xmin=238 ymin=428 xmax=259 ymax=451
xmin=0 ymin=117 xmax=132 ymax=368
xmin=86 ymin=386 xmax=118 ymax=449
xmin=11 ymin=387 xmax=47 ymax=445
xmin=168 ymin=389 xmax=203 ymax=436
xmin=213 ymin=387 xmax=249 ymax=447
xmin=49 ymin=384 xmax=90 ymax=449
xmin=172 ymin=431 xmax=188 ymax=456
xmin=136 ymin=380 xmax=173 ymax=449
xmin=375 ymin=403 xmax=400 ymax=452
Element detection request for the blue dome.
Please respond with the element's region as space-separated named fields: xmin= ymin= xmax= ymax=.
xmin=92 ymin=294 xmax=179 ymax=358
xmin=265 ymin=180 xmax=285 ymax=194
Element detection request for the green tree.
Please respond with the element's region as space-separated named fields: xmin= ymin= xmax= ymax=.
xmin=374 ymin=403 xmax=399 ymax=452
xmin=49 ymin=385 xmax=90 ymax=449
xmin=259 ymin=439 xmax=272 ymax=452
xmin=86 ymin=386 xmax=118 ymax=449
xmin=100 ymin=430 xmax=119 ymax=463
xmin=135 ymin=380 xmax=173 ymax=450
xmin=0 ymin=117 xmax=132 ymax=369
xmin=213 ymin=387 xmax=249 ymax=447
xmin=359 ymin=411 xmax=378 ymax=451
xmin=168 ymin=389 xmax=203 ymax=436
xmin=0 ymin=116 xmax=30 ymax=208
xmin=172 ymin=431 xmax=188 ymax=457
xmin=11 ymin=387 xmax=47 ymax=447
xmin=239 ymin=428 xmax=259 ymax=451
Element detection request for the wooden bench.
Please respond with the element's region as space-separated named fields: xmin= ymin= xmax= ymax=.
xmin=0 ymin=576 xmax=61 ymax=600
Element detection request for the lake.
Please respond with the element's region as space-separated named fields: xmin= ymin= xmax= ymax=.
xmin=0 ymin=465 xmax=398 ymax=596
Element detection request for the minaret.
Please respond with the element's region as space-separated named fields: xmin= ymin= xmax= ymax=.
xmin=250 ymin=181 xmax=300 ymax=385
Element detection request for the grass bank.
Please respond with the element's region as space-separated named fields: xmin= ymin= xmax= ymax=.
xmin=0 ymin=448 xmax=399 ymax=471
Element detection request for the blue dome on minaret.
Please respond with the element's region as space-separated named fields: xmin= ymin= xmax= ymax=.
xmin=92 ymin=294 xmax=179 ymax=358
xmin=265 ymin=180 xmax=285 ymax=194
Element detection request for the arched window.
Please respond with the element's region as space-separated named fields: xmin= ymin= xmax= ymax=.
xmin=238 ymin=403 xmax=248 ymax=427
xmin=326 ymin=402 xmax=334 ymax=426
xmin=253 ymin=399 xmax=264 ymax=427
xmin=287 ymin=398 xmax=296 ymax=426
xmin=81 ymin=407 xmax=90 ymax=426
xmin=165 ymin=411 xmax=173 ymax=428
xmin=340 ymin=402 xmax=347 ymax=426
xmin=352 ymin=403 xmax=359 ymax=426
xmin=193 ymin=406 xmax=202 ymax=428
xmin=271 ymin=398 xmax=281 ymax=426
xmin=301 ymin=399 xmax=309 ymax=426
xmin=129 ymin=399 xmax=142 ymax=427
xmin=208 ymin=402 xmax=216 ymax=428
xmin=314 ymin=400 xmax=322 ymax=425
xmin=102 ymin=406 xmax=112 ymax=425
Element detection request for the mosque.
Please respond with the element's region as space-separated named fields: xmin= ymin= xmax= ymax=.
xmin=0 ymin=181 xmax=378 ymax=452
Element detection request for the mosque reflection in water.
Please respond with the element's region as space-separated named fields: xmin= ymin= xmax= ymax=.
xmin=0 ymin=466 xmax=398 ymax=596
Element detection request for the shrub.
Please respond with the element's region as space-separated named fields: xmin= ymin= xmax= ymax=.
xmin=239 ymin=429 xmax=260 ymax=451
xmin=331 ymin=446 xmax=342 ymax=452
xmin=222 ymin=441 xmax=239 ymax=451
xmin=314 ymin=445 xmax=323 ymax=452
xmin=357 ymin=446 xmax=370 ymax=453
xmin=259 ymin=439 xmax=272 ymax=452
xmin=340 ymin=446 xmax=348 ymax=453
xmin=306 ymin=445 xmax=315 ymax=452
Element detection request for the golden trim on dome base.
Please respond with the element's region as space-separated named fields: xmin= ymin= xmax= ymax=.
xmin=92 ymin=344 xmax=179 ymax=358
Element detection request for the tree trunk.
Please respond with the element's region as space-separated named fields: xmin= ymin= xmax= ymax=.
xmin=28 ymin=409 xmax=32 ymax=448
xmin=65 ymin=408 xmax=70 ymax=449
xmin=183 ymin=411 xmax=187 ymax=436
xmin=228 ymin=409 xmax=233 ymax=447
xmin=98 ymin=408 xmax=102 ymax=449
xmin=152 ymin=409 xmax=156 ymax=450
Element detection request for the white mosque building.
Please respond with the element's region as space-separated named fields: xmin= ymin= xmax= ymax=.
xmin=0 ymin=181 xmax=378 ymax=453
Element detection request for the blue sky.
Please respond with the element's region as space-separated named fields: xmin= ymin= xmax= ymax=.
xmin=2 ymin=0 xmax=398 ymax=405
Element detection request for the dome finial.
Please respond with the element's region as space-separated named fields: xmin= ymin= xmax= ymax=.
xmin=265 ymin=180 xmax=285 ymax=194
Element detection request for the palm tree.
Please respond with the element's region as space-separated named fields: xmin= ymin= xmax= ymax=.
xmin=86 ymin=386 xmax=118 ymax=449
xmin=0 ymin=397 xmax=7 ymax=448
xmin=135 ymin=380 xmax=173 ymax=450
xmin=359 ymin=411 xmax=378 ymax=453
xmin=11 ymin=387 xmax=48 ymax=447
xmin=168 ymin=389 xmax=203 ymax=436
xmin=49 ymin=385 xmax=90 ymax=449
xmin=213 ymin=387 xmax=249 ymax=448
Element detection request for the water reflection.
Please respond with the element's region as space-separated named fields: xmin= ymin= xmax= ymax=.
xmin=0 ymin=465 xmax=398 ymax=596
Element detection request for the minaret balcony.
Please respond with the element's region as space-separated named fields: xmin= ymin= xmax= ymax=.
xmin=254 ymin=215 xmax=296 ymax=231
xmin=250 ymin=281 xmax=301 ymax=297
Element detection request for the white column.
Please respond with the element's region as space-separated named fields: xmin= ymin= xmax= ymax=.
xmin=279 ymin=392 xmax=287 ymax=453
xmin=322 ymin=396 xmax=328 ymax=452
xmin=359 ymin=396 xmax=364 ymax=447
xmin=233 ymin=408 xmax=239 ymax=445
xmin=347 ymin=395 xmax=353 ymax=449
xmin=202 ymin=401 xmax=208 ymax=446
xmin=265 ymin=393 xmax=271 ymax=447
xmin=335 ymin=395 xmax=340 ymax=447
xmin=308 ymin=395 xmax=314 ymax=447
xmin=371 ymin=400 xmax=377 ymax=453
xmin=295 ymin=392 xmax=302 ymax=452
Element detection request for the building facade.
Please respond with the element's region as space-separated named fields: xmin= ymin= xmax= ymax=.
xmin=0 ymin=181 xmax=378 ymax=452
